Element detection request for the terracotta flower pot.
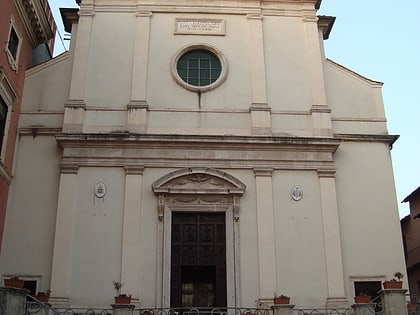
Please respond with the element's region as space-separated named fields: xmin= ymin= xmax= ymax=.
xmin=33 ymin=293 xmax=49 ymax=303
xmin=114 ymin=294 xmax=132 ymax=304
xmin=383 ymin=280 xmax=403 ymax=289
xmin=4 ymin=278 xmax=25 ymax=289
xmin=408 ymin=304 xmax=417 ymax=311
xmin=273 ymin=296 xmax=290 ymax=304
xmin=354 ymin=295 xmax=371 ymax=303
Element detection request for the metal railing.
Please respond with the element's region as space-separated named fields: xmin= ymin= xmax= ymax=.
xmin=24 ymin=302 xmax=357 ymax=315
xmin=24 ymin=299 xmax=420 ymax=315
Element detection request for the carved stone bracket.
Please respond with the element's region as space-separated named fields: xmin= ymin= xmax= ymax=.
xmin=157 ymin=195 xmax=165 ymax=221
xmin=233 ymin=196 xmax=240 ymax=222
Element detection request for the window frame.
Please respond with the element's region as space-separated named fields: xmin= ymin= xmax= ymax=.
xmin=171 ymin=44 xmax=228 ymax=93
xmin=5 ymin=16 xmax=23 ymax=72
xmin=2 ymin=276 xmax=42 ymax=295
xmin=0 ymin=66 xmax=18 ymax=164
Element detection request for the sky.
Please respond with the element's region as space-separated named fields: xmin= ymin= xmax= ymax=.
xmin=48 ymin=0 xmax=419 ymax=218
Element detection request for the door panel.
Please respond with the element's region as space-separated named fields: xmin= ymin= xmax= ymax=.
xmin=171 ymin=212 xmax=226 ymax=308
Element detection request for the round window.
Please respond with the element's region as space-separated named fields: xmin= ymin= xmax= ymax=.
xmin=177 ymin=49 xmax=221 ymax=87
xmin=172 ymin=45 xmax=228 ymax=92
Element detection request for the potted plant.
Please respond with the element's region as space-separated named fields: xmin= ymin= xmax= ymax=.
xmin=113 ymin=281 xmax=132 ymax=304
xmin=273 ymin=293 xmax=290 ymax=305
xmin=33 ymin=290 xmax=51 ymax=303
xmin=4 ymin=277 xmax=25 ymax=289
xmin=354 ymin=292 xmax=371 ymax=304
xmin=383 ymin=272 xmax=404 ymax=289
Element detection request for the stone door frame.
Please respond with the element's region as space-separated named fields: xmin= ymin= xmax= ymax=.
xmin=152 ymin=167 xmax=246 ymax=308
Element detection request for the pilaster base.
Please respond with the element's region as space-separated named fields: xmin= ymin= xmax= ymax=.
xmin=272 ymin=304 xmax=294 ymax=315
xmin=351 ymin=303 xmax=375 ymax=315
xmin=326 ymin=297 xmax=349 ymax=309
xmin=48 ymin=296 xmax=70 ymax=307
xmin=112 ymin=304 xmax=135 ymax=315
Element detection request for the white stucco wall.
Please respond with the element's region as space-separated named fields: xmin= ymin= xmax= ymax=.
xmin=0 ymin=0 xmax=405 ymax=310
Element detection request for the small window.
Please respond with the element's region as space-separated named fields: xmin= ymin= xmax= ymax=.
xmin=8 ymin=28 xmax=19 ymax=60
xmin=5 ymin=16 xmax=22 ymax=71
xmin=354 ymin=281 xmax=381 ymax=310
xmin=172 ymin=45 xmax=228 ymax=93
xmin=0 ymin=97 xmax=8 ymax=153
xmin=354 ymin=280 xmax=381 ymax=296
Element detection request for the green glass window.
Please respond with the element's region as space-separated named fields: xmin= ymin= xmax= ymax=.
xmin=177 ymin=49 xmax=222 ymax=87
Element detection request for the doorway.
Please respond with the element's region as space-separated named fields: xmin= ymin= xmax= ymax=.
xmin=171 ymin=212 xmax=227 ymax=308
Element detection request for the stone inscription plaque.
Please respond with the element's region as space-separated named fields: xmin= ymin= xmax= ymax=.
xmin=175 ymin=18 xmax=225 ymax=35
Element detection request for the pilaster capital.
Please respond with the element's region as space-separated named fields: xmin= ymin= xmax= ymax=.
xmin=127 ymin=100 xmax=149 ymax=110
xmin=124 ymin=165 xmax=144 ymax=175
xmin=65 ymin=100 xmax=86 ymax=109
xmin=311 ymin=104 xmax=331 ymax=114
xmin=317 ymin=169 xmax=336 ymax=178
xmin=253 ymin=168 xmax=273 ymax=177
xmin=247 ymin=14 xmax=263 ymax=20
xmin=249 ymin=103 xmax=271 ymax=112
xmin=135 ymin=9 xmax=152 ymax=18
xmin=79 ymin=5 xmax=95 ymax=17
xmin=59 ymin=164 xmax=79 ymax=174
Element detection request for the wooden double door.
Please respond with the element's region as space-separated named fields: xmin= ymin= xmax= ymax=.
xmin=171 ymin=212 xmax=227 ymax=308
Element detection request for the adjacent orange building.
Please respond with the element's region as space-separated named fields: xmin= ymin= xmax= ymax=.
xmin=402 ymin=187 xmax=420 ymax=298
xmin=0 ymin=0 xmax=56 ymax=252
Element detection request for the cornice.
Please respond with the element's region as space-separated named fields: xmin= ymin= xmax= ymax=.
xmin=73 ymin=0 xmax=322 ymax=17
xmin=317 ymin=15 xmax=335 ymax=40
xmin=55 ymin=133 xmax=341 ymax=151
xmin=55 ymin=133 xmax=339 ymax=171
xmin=334 ymin=134 xmax=399 ymax=149
xmin=13 ymin=0 xmax=56 ymax=48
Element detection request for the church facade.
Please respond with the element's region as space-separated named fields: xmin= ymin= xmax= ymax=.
xmin=0 ymin=0 xmax=406 ymax=310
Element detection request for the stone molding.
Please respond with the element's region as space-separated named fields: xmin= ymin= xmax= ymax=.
xmin=13 ymin=0 xmax=56 ymax=47
xmin=127 ymin=100 xmax=149 ymax=110
xmin=249 ymin=103 xmax=271 ymax=112
xmin=124 ymin=165 xmax=144 ymax=175
xmin=55 ymin=134 xmax=340 ymax=171
xmin=65 ymin=100 xmax=86 ymax=109
xmin=152 ymin=167 xmax=246 ymax=195
xmin=253 ymin=167 xmax=273 ymax=177
xmin=59 ymin=164 xmax=79 ymax=174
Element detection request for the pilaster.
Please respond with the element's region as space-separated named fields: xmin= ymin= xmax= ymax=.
xmin=121 ymin=166 xmax=144 ymax=306
xmin=68 ymin=5 xmax=94 ymax=102
xmin=254 ymin=168 xmax=276 ymax=298
xmin=63 ymin=100 xmax=86 ymax=133
xmin=317 ymin=169 xmax=347 ymax=308
xmin=302 ymin=11 xmax=332 ymax=137
xmin=127 ymin=10 xmax=152 ymax=133
xmin=64 ymin=4 xmax=94 ymax=133
xmin=247 ymin=14 xmax=271 ymax=135
xmin=49 ymin=164 xmax=79 ymax=307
